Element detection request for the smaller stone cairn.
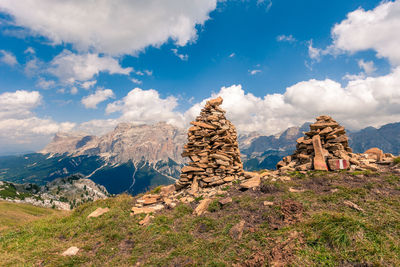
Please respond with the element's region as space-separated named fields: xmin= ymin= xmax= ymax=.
xmin=277 ymin=115 xmax=353 ymax=172
xmin=175 ymin=96 xmax=244 ymax=190
xmin=277 ymin=115 xmax=396 ymax=172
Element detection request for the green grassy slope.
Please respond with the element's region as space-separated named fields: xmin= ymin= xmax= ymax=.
xmin=0 ymin=170 xmax=399 ymax=266
xmin=0 ymin=201 xmax=65 ymax=231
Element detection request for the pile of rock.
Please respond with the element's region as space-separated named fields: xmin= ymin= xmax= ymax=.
xmin=175 ymin=97 xmax=244 ymax=190
xmin=277 ymin=115 xmax=395 ymax=172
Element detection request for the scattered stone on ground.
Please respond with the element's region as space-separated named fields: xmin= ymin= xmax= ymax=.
xmin=219 ymin=197 xmax=232 ymax=205
xmin=240 ymin=175 xmax=261 ymax=189
xmin=277 ymin=115 xmax=394 ymax=172
xmin=87 ymin=207 xmax=109 ymax=218
xmin=176 ymin=96 xmax=244 ymax=190
xmin=62 ymin=246 xmax=79 ymax=256
xmin=139 ymin=214 xmax=153 ymax=226
xmin=343 ymin=200 xmax=365 ymax=213
xmin=264 ymin=201 xmax=274 ymax=206
xmin=193 ymin=198 xmax=213 ymax=216
xmin=229 ymin=220 xmax=246 ymax=240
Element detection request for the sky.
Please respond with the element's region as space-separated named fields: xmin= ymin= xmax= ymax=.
xmin=0 ymin=0 xmax=400 ymax=153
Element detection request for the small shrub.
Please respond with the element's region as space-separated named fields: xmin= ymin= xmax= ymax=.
xmin=394 ymin=157 xmax=400 ymax=165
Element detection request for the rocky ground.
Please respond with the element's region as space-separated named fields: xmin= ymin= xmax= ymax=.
xmin=0 ymin=174 xmax=109 ymax=210
xmin=1 ymin=165 xmax=399 ymax=266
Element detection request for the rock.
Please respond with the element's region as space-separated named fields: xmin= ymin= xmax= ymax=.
xmin=219 ymin=197 xmax=232 ymax=205
xmin=160 ymin=184 xmax=175 ymax=196
xmin=208 ymin=96 xmax=223 ymax=106
xmin=327 ymin=159 xmax=350 ymax=170
xmin=243 ymin=171 xmax=260 ymax=179
xmin=312 ymin=135 xmax=328 ymax=171
xmin=139 ymin=214 xmax=152 ymax=226
xmin=229 ymin=220 xmax=245 ymax=240
xmin=289 ymin=187 xmax=305 ymax=193
xmin=131 ymin=204 xmax=164 ymax=215
xmin=263 ymin=201 xmax=274 ymax=206
xmin=87 ymin=207 xmax=109 ymax=218
xmin=240 ymin=176 xmax=261 ymax=189
xmin=181 ymin=165 xmax=205 ymax=173
xmin=343 ymin=200 xmax=365 ymax=212
xmin=62 ymin=246 xmax=79 ymax=256
xmin=190 ymin=121 xmax=216 ymax=129
xmin=364 ymin=147 xmax=384 ymax=162
xmin=194 ymin=198 xmax=213 ymax=216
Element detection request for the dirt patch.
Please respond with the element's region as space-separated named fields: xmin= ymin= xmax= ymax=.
xmin=268 ymin=199 xmax=303 ymax=229
xmin=269 ymin=231 xmax=303 ymax=267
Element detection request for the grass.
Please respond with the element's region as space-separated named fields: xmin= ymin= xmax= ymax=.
xmin=0 ymin=170 xmax=399 ymax=266
xmin=0 ymin=201 xmax=64 ymax=231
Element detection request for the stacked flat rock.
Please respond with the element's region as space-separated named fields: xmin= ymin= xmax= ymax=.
xmin=277 ymin=115 xmax=354 ymax=172
xmin=176 ymin=97 xmax=244 ymax=190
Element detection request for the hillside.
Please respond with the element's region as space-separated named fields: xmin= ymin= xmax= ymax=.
xmin=0 ymin=175 xmax=108 ymax=210
xmin=1 ymin=169 xmax=399 ymax=266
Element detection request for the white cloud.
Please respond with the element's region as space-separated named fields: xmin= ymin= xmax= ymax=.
xmin=48 ymin=50 xmax=132 ymax=84
xmin=82 ymin=88 xmax=115 ymax=109
xmin=184 ymin=67 xmax=400 ymax=134
xmin=81 ymin=80 xmax=97 ymax=90
xmin=106 ymin=88 xmax=184 ymax=126
xmin=0 ymin=49 xmax=17 ymax=66
xmin=36 ymin=78 xmax=55 ymax=89
xmin=0 ymin=90 xmax=75 ymax=149
xmin=171 ymin=48 xmax=189 ymax=61
xmin=130 ymin=78 xmax=142 ymax=85
xmin=329 ymin=0 xmax=400 ymax=66
xmin=358 ymin=59 xmax=376 ymax=75
xmin=0 ymin=0 xmax=218 ymax=55
xmin=307 ymin=40 xmax=322 ymax=61
xmin=249 ymin=69 xmax=261 ymax=75
xmin=276 ymin=34 xmax=296 ymax=42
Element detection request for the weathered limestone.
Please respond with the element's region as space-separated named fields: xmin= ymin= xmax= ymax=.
xmin=176 ymin=96 xmax=244 ymax=190
xmin=87 ymin=207 xmax=109 ymax=218
xmin=312 ymin=135 xmax=328 ymax=171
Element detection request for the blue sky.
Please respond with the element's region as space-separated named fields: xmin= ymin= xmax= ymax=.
xmin=0 ymin=0 xmax=400 ymax=152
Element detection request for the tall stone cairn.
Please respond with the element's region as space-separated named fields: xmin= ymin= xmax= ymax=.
xmin=175 ymin=97 xmax=244 ymax=190
xmin=277 ymin=115 xmax=354 ymax=172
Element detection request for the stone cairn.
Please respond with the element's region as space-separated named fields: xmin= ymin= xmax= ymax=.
xmin=175 ymin=96 xmax=244 ymax=190
xmin=277 ymin=115 xmax=355 ymax=172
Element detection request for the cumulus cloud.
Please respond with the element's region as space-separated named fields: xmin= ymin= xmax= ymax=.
xmin=183 ymin=68 xmax=400 ymax=134
xmin=0 ymin=49 xmax=17 ymax=66
xmin=330 ymin=0 xmax=400 ymax=66
xmin=0 ymin=0 xmax=218 ymax=55
xmin=48 ymin=50 xmax=132 ymax=84
xmin=0 ymin=90 xmax=75 ymax=149
xmin=36 ymin=78 xmax=55 ymax=89
xmin=106 ymin=88 xmax=184 ymax=126
xmin=81 ymin=88 xmax=115 ymax=109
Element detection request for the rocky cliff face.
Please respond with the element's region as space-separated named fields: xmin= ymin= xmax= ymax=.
xmin=41 ymin=122 xmax=186 ymax=165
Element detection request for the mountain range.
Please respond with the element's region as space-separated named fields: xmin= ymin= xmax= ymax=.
xmin=1 ymin=120 xmax=399 ymax=195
